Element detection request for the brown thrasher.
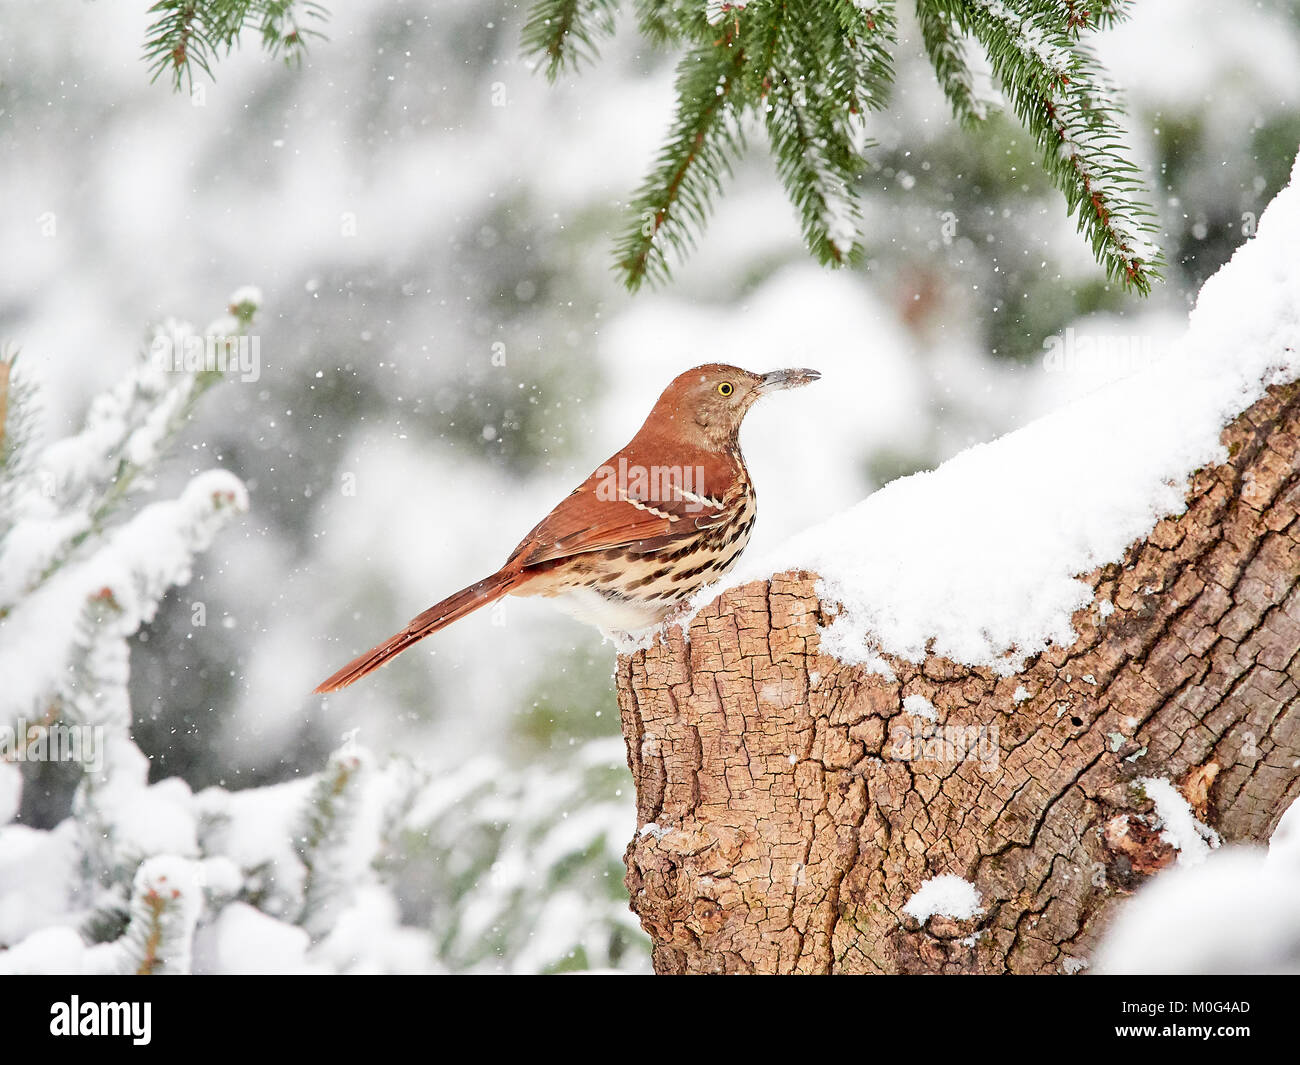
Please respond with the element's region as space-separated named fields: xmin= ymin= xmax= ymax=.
xmin=314 ymin=363 xmax=820 ymax=693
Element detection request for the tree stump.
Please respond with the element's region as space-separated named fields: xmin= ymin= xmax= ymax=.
xmin=616 ymin=382 xmax=1300 ymax=974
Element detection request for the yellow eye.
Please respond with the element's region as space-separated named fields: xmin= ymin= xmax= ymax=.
xmin=717 ymin=382 xmax=734 ymax=396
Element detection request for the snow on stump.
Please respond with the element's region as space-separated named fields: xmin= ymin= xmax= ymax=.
xmin=616 ymin=155 xmax=1300 ymax=974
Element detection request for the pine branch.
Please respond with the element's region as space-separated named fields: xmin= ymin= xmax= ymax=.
xmin=915 ymin=0 xmax=988 ymax=125
xmin=614 ymin=37 xmax=749 ymax=290
xmin=757 ymin=1 xmax=895 ymax=265
xmin=635 ymin=0 xmax=684 ymax=45
xmin=144 ymin=1 xmax=220 ymax=90
xmin=144 ymin=0 xmax=326 ymax=91
xmin=764 ymin=79 xmax=861 ymax=267
xmin=393 ymin=739 xmax=643 ymax=972
xmin=1028 ymin=0 xmax=1132 ymax=34
xmin=854 ymin=6 xmax=898 ymax=106
xmin=823 ymin=1 xmax=896 ymax=119
xmin=296 ymin=744 xmax=366 ymax=937
xmin=0 ymin=313 xmax=250 ymax=742
xmin=0 ymin=295 xmax=258 ymax=615
xmin=0 ymin=352 xmax=10 ymax=458
xmin=522 ymin=0 xmax=621 ymax=80
xmin=524 ymin=0 xmax=1160 ymax=294
xmin=937 ymin=0 xmax=1161 ymax=292
xmin=85 ymin=858 xmax=202 ymax=974
xmin=0 ymin=346 xmax=40 ymax=538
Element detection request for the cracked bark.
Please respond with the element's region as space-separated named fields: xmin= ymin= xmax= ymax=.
xmin=617 ymin=382 xmax=1300 ymax=974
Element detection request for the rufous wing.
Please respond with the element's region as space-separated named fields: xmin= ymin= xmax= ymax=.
xmin=506 ymin=464 xmax=735 ymax=568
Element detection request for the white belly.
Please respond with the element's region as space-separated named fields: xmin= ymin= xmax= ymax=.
xmin=539 ymin=585 xmax=670 ymax=636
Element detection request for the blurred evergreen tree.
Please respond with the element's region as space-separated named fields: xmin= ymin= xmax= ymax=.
xmin=0 ymin=301 xmax=648 ymax=973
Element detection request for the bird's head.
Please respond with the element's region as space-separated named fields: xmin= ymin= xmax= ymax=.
xmin=651 ymin=363 xmax=821 ymax=449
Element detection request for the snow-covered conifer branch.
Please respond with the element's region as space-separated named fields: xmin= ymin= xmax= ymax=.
xmin=0 ymin=295 xmax=256 ymax=731
xmin=0 ymin=305 xmax=256 ymax=617
xmin=914 ymin=1 xmax=989 ymax=125
xmin=1 ymin=285 xmax=650 ymax=973
xmin=87 ymin=857 xmax=203 ymax=975
xmin=295 ymin=744 xmax=368 ymax=938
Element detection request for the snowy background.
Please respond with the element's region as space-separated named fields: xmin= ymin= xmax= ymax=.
xmin=1 ymin=0 xmax=1299 ymax=972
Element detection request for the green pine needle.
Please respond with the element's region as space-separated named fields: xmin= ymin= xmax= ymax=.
xmin=524 ymin=0 xmax=1162 ymax=295
xmin=521 ymin=0 xmax=621 ymax=81
xmin=938 ymin=0 xmax=1162 ymax=293
xmin=143 ymin=0 xmax=326 ymax=91
xmin=916 ymin=1 xmax=987 ymax=127
xmin=758 ymin=0 xmax=896 ymax=267
xmin=614 ymin=38 xmax=749 ymax=290
xmin=764 ymin=75 xmax=863 ymax=268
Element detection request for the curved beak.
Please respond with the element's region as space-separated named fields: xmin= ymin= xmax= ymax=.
xmin=758 ymin=367 xmax=821 ymax=393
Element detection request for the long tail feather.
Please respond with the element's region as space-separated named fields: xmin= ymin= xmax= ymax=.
xmin=314 ymin=570 xmax=519 ymax=693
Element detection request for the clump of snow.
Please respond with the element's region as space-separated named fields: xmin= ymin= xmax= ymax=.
xmin=198 ymin=901 xmax=317 ymax=975
xmin=311 ymin=883 xmax=436 ymax=975
xmin=1097 ymin=797 xmax=1300 ymax=974
xmin=1012 ymin=685 xmax=1032 ymax=705
xmin=902 ymin=874 xmax=984 ymax=923
xmin=194 ymin=776 xmax=316 ymax=923
xmin=227 ymin=285 xmax=262 ymax=309
xmin=902 ymin=693 xmax=938 ymax=722
xmin=0 ymin=462 xmax=247 ymax=728
xmin=88 ymin=775 xmax=199 ymax=866
xmin=1139 ymin=776 xmax=1221 ymax=866
xmin=1268 ymin=796 xmax=1300 ymax=873
xmin=0 ymin=927 xmax=88 ymax=975
xmin=859 ymin=652 xmax=897 ymax=682
xmin=0 ymin=822 xmax=80 ymax=946
xmin=695 ymin=153 xmax=1300 ymax=676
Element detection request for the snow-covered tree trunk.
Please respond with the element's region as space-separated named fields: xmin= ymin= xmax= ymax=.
xmin=618 ymin=385 xmax=1300 ymax=973
xmin=616 ymin=160 xmax=1300 ymax=975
